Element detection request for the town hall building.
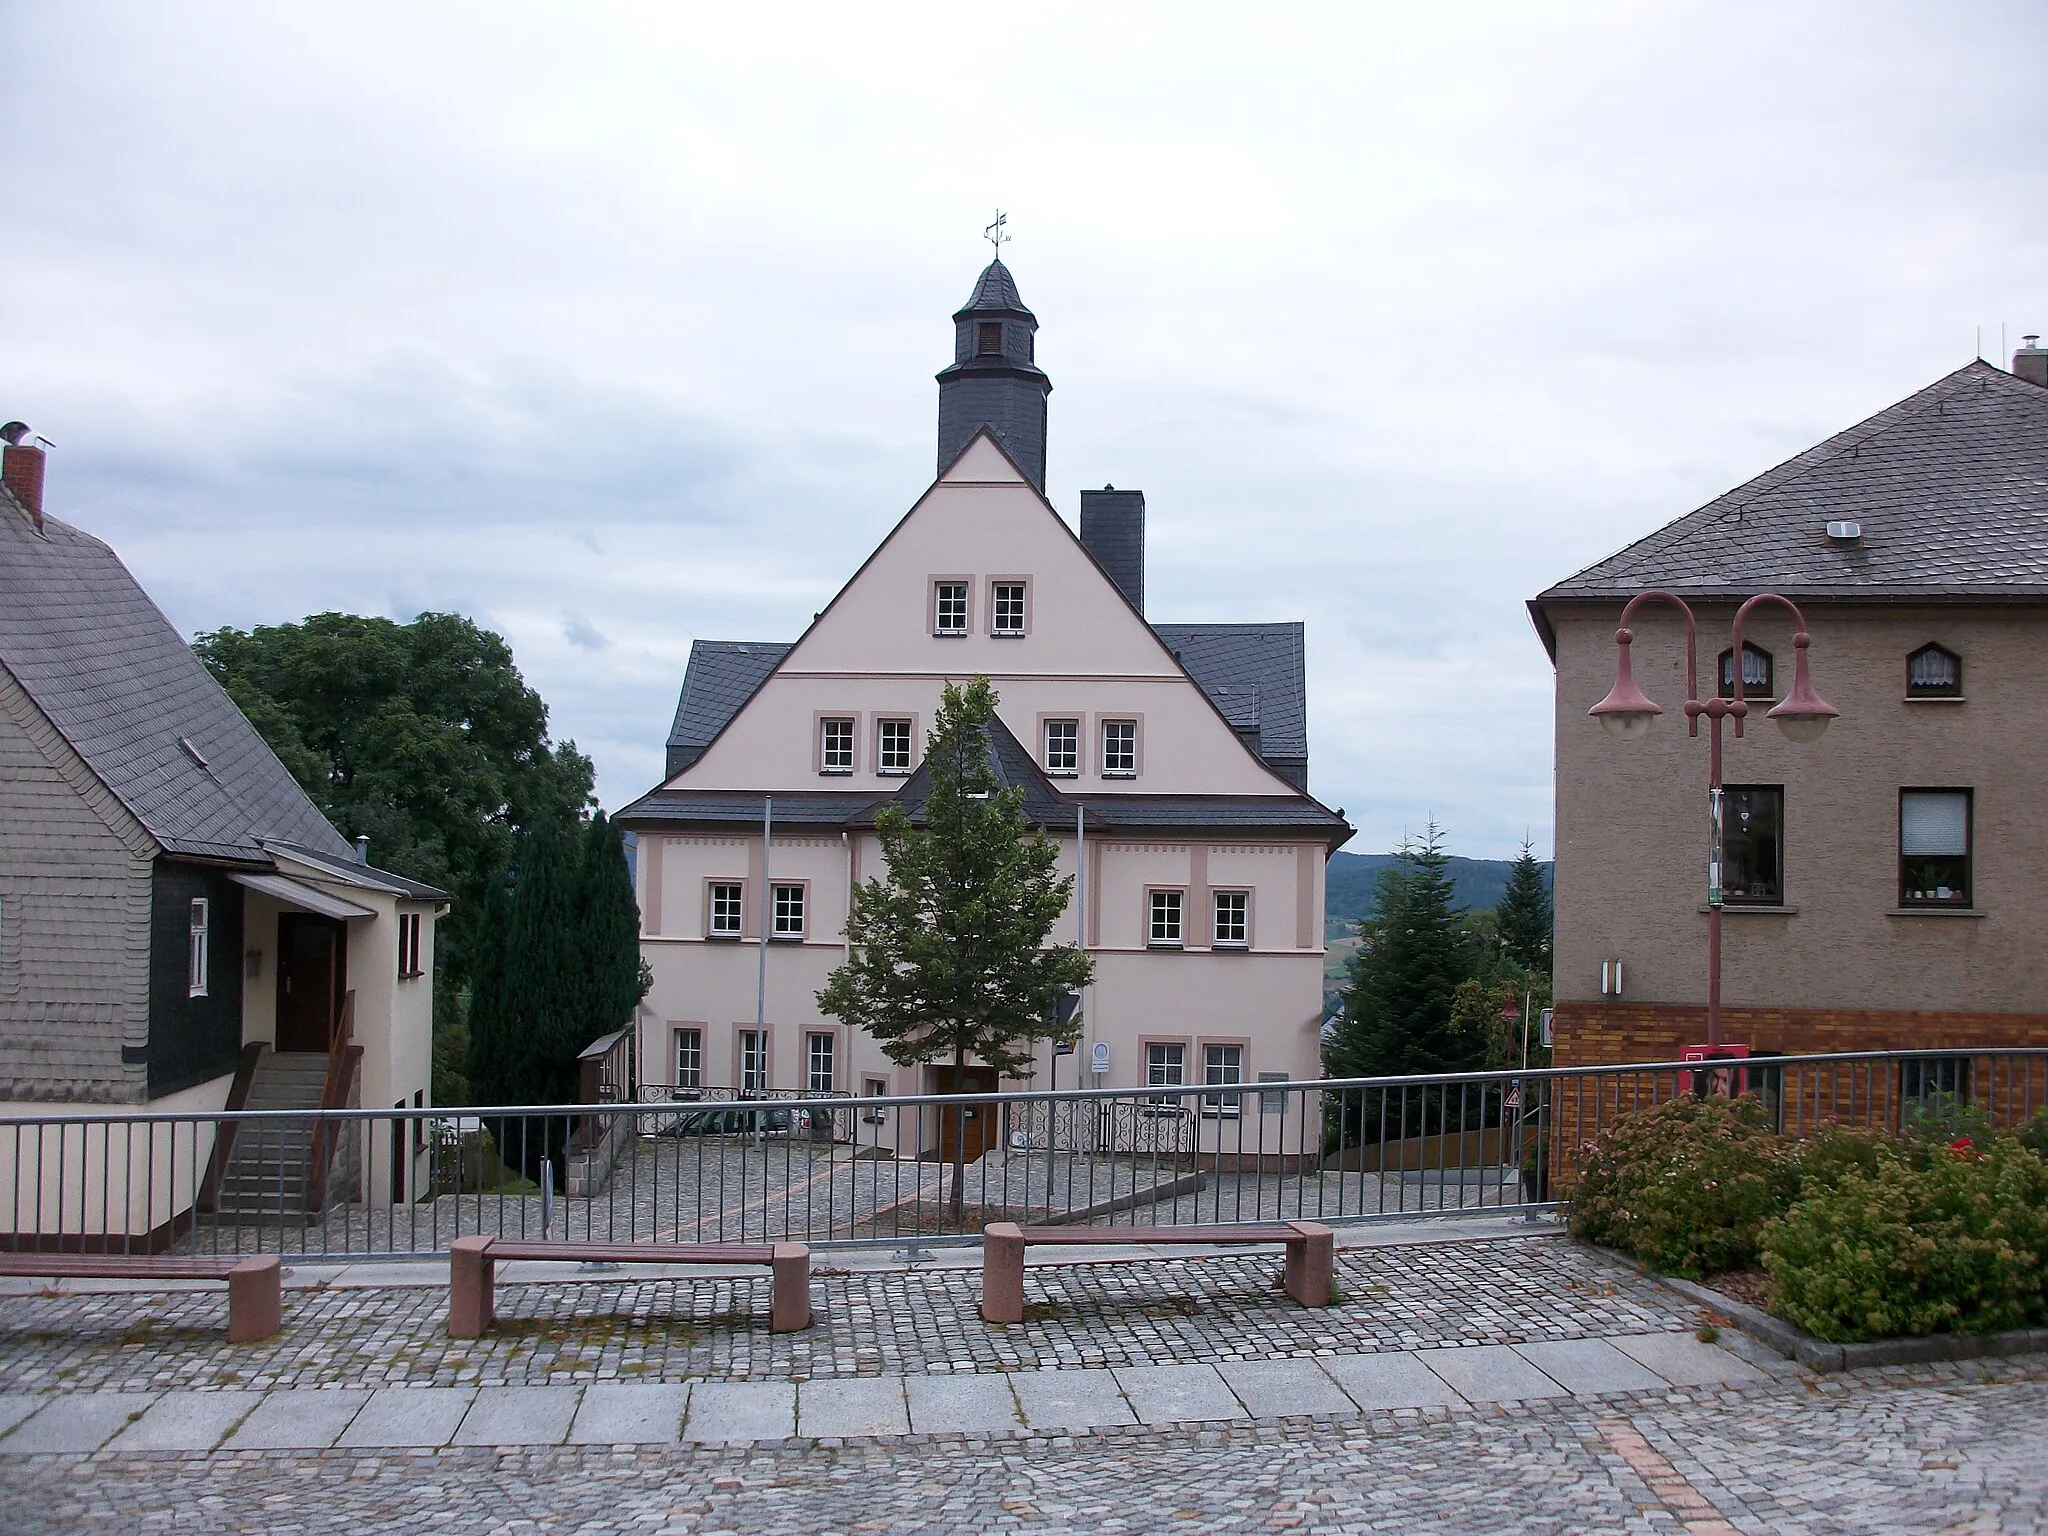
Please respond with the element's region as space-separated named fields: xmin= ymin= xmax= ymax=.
xmin=617 ymin=256 xmax=1351 ymax=1158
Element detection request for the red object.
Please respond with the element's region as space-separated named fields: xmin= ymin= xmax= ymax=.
xmin=2 ymin=444 xmax=45 ymax=529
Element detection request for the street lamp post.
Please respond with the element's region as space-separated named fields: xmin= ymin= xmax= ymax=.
xmin=1589 ymin=590 xmax=1839 ymax=1051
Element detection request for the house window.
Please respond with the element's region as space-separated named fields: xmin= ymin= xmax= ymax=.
xmin=1901 ymin=1056 xmax=1972 ymax=1128
xmin=709 ymin=881 xmax=744 ymax=938
xmin=397 ymin=912 xmax=424 ymax=979
xmin=739 ymin=1030 xmax=767 ymax=1095
xmin=863 ymin=1077 xmax=890 ymax=1123
xmin=1257 ymin=1071 xmax=1289 ymax=1115
xmin=1900 ymin=790 xmax=1971 ymax=907
xmin=807 ymin=1032 xmax=837 ymax=1094
xmin=977 ymin=321 xmax=1003 ymax=355
xmin=673 ymin=1028 xmax=703 ymax=1090
xmin=991 ymin=581 xmax=1027 ymax=635
xmin=1148 ymin=889 xmax=1184 ymax=947
xmin=1720 ymin=786 xmax=1783 ymax=905
xmin=877 ymin=718 xmax=914 ymax=774
xmin=1202 ymin=1044 xmax=1245 ymax=1117
xmin=820 ymin=717 xmax=855 ymax=774
xmin=187 ymin=898 xmax=209 ymax=998
xmin=1145 ymin=1041 xmax=1186 ymax=1107
xmin=1717 ymin=643 xmax=1774 ymax=698
xmin=934 ymin=581 xmax=969 ymax=636
xmin=1907 ymin=644 xmax=1962 ymax=698
xmin=772 ymin=883 xmax=806 ymax=939
xmin=1101 ymin=720 xmax=1137 ymax=777
xmin=1213 ymin=890 xmax=1249 ymax=947
xmin=1043 ymin=719 xmax=1079 ymax=775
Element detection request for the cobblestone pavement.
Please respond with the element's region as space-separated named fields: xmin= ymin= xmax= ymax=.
xmin=0 ymin=1236 xmax=1682 ymax=1391
xmin=0 ymin=1361 xmax=2041 ymax=1533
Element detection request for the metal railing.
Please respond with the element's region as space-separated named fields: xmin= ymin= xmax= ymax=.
xmin=0 ymin=1047 xmax=2041 ymax=1261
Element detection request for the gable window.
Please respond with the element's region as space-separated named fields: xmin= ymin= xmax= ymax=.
xmin=739 ymin=1030 xmax=767 ymax=1096
xmin=1721 ymin=786 xmax=1784 ymax=905
xmin=877 ymin=718 xmax=914 ymax=775
xmin=1213 ymin=890 xmax=1249 ymax=947
xmin=977 ymin=321 xmax=1003 ymax=356
xmin=1043 ymin=719 xmax=1079 ymax=776
xmin=991 ymin=581 xmax=1027 ymax=636
xmin=934 ymin=581 xmax=969 ymax=636
xmin=819 ymin=717 xmax=855 ymax=774
xmin=1145 ymin=1041 xmax=1186 ymax=1107
xmin=1148 ymin=889 xmax=1184 ymax=947
xmin=807 ymin=1032 xmax=837 ymax=1094
xmin=1202 ymin=1044 xmax=1245 ymax=1117
xmin=397 ymin=912 xmax=424 ymax=979
xmin=772 ymin=882 xmax=806 ymax=939
xmin=1717 ymin=643 xmax=1774 ymax=698
xmin=1101 ymin=719 xmax=1137 ymax=777
xmin=1900 ymin=790 xmax=1971 ymax=907
xmin=673 ymin=1028 xmax=703 ymax=1091
xmin=187 ymin=898 xmax=210 ymax=998
xmin=1907 ymin=644 xmax=1962 ymax=698
xmin=708 ymin=881 xmax=744 ymax=938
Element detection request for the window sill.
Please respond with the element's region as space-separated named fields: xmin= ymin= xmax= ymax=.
xmin=770 ymin=933 xmax=807 ymax=943
xmin=1147 ymin=941 xmax=1185 ymax=951
xmin=1101 ymin=770 xmax=1137 ymax=780
xmin=1045 ymin=770 xmax=1078 ymax=779
xmin=1699 ymin=903 xmax=1798 ymax=915
xmin=877 ymin=768 xmax=912 ymax=778
xmin=932 ymin=629 xmax=967 ymax=638
xmin=989 ymin=631 xmax=1028 ymax=640
xmin=1887 ymin=907 xmax=1985 ymax=919
xmin=1211 ymin=941 xmax=1249 ymax=951
xmin=1903 ymin=696 xmax=1966 ymax=705
xmin=706 ymin=932 xmax=745 ymax=941
xmin=818 ymin=768 xmax=853 ymax=777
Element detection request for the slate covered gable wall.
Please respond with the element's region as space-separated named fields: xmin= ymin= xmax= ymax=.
xmin=0 ymin=664 xmax=156 ymax=1103
xmin=146 ymin=861 xmax=244 ymax=1099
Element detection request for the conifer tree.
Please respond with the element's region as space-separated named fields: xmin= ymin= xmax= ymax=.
xmin=818 ymin=677 xmax=1093 ymax=1221
xmin=575 ymin=812 xmax=648 ymax=1049
xmin=1495 ymin=838 xmax=1554 ymax=974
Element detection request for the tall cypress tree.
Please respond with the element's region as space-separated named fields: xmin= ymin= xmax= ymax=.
xmin=1495 ymin=838 xmax=1554 ymax=974
xmin=575 ymin=812 xmax=647 ymax=1051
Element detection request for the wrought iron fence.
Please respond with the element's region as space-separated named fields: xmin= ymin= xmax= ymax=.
xmin=0 ymin=1047 xmax=2041 ymax=1261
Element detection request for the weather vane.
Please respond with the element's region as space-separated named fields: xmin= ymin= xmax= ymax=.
xmin=984 ymin=209 xmax=1010 ymax=257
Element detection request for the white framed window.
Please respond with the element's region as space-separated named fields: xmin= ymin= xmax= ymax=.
xmin=1043 ymin=719 xmax=1079 ymax=775
xmin=1148 ymin=889 xmax=1184 ymax=947
xmin=991 ymin=581 xmax=1027 ymax=635
xmin=673 ymin=1028 xmax=702 ymax=1090
xmin=820 ymin=717 xmax=855 ymax=774
xmin=709 ymin=881 xmax=744 ymax=938
xmin=877 ymin=718 xmax=914 ymax=775
xmin=1101 ymin=720 xmax=1137 ymax=777
xmin=1145 ymin=1041 xmax=1186 ymax=1108
xmin=187 ymin=897 xmax=210 ymax=998
xmin=807 ymin=1032 xmax=837 ymax=1094
xmin=739 ymin=1029 xmax=767 ymax=1096
xmin=1203 ymin=1043 xmax=1245 ymax=1117
xmin=397 ymin=911 xmax=425 ymax=978
xmin=1213 ymin=890 xmax=1249 ymax=947
xmin=934 ymin=581 xmax=969 ymax=635
xmin=772 ymin=883 xmax=806 ymax=939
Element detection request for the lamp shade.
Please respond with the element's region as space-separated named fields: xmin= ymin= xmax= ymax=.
xmin=1767 ymin=651 xmax=1839 ymax=744
xmin=1589 ymin=672 xmax=1662 ymax=742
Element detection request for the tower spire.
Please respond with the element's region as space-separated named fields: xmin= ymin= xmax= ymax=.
xmin=936 ymin=222 xmax=1050 ymax=490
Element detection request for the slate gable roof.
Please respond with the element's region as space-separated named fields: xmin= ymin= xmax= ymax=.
xmin=664 ymin=640 xmax=792 ymax=777
xmin=0 ymin=489 xmax=356 ymax=865
xmin=1537 ymin=362 xmax=2048 ymax=614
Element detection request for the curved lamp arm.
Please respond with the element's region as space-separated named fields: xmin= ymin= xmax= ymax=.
xmin=1732 ymin=593 xmax=1840 ymax=743
xmin=1589 ymin=589 xmax=1700 ymax=739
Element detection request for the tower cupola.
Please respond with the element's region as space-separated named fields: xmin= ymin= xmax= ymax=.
xmin=936 ymin=257 xmax=1052 ymax=490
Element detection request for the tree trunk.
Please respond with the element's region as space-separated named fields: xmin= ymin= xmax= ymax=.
xmin=948 ymin=1039 xmax=968 ymax=1227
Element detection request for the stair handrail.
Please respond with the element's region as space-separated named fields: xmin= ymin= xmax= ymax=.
xmin=307 ymin=990 xmax=363 ymax=1212
xmin=197 ymin=1041 xmax=269 ymax=1213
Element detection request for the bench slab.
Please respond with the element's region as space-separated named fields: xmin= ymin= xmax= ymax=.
xmin=482 ymin=1241 xmax=778 ymax=1266
xmin=448 ymin=1237 xmax=810 ymax=1337
xmin=0 ymin=1253 xmax=282 ymax=1342
xmin=981 ymin=1221 xmax=1334 ymax=1323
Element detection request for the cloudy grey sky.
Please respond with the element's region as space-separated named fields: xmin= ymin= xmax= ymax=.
xmin=4 ymin=3 xmax=2043 ymax=858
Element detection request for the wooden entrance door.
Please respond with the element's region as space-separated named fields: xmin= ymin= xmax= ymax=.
xmin=929 ymin=1065 xmax=1001 ymax=1165
xmin=276 ymin=913 xmax=346 ymax=1053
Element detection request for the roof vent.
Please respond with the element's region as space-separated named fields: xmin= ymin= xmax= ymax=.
xmin=177 ymin=735 xmax=210 ymax=769
xmin=2016 ymin=334 xmax=2047 ymax=389
xmin=1826 ymin=520 xmax=1863 ymax=542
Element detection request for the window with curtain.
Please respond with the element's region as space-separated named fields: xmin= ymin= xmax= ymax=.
xmin=1717 ymin=643 xmax=1774 ymax=698
xmin=1721 ymin=786 xmax=1784 ymax=904
xmin=1906 ymin=644 xmax=1962 ymax=697
xmin=1900 ymin=790 xmax=1971 ymax=906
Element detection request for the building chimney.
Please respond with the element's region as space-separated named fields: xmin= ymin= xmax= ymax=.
xmin=2015 ymin=334 xmax=2047 ymax=389
xmin=355 ymin=834 xmax=370 ymax=865
xmin=1 ymin=438 xmax=46 ymax=532
xmin=1080 ymin=486 xmax=1145 ymax=614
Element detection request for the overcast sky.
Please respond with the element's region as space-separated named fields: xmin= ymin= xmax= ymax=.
xmin=4 ymin=3 xmax=2043 ymax=858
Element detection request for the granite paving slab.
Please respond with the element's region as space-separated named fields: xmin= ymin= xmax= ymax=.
xmin=1216 ymin=1357 xmax=1355 ymax=1418
xmin=568 ymin=1383 xmax=688 ymax=1445
xmin=1421 ymin=1343 xmax=1570 ymax=1403
xmin=221 ymin=1389 xmax=370 ymax=1450
xmin=797 ymin=1376 xmax=910 ymax=1438
xmin=1515 ymin=1337 xmax=1668 ymax=1396
xmin=107 ymin=1390 xmax=260 ymax=1451
xmin=682 ymin=1380 xmax=796 ymax=1443
xmin=1614 ymin=1331 xmax=1770 ymax=1388
xmin=1319 ymin=1349 xmax=1469 ymax=1409
xmin=0 ymin=1398 xmax=42 ymax=1440
xmin=0 ymin=1391 xmax=155 ymax=1454
xmin=1008 ymin=1367 xmax=1136 ymax=1431
xmin=452 ymin=1385 xmax=582 ymax=1446
xmin=336 ymin=1387 xmax=475 ymax=1448
xmin=904 ymin=1373 xmax=1018 ymax=1434
xmin=1112 ymin=1362 xmax=1244 ymax=1424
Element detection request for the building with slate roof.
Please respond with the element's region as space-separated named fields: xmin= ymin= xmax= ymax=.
xmin=0 ymin=441 xmax=446 ymax=1245
xmin=619 ymin=257 xmax=1350 ymax=1155
xmin=1531 ymin=339 xmax=2048 ymax=1072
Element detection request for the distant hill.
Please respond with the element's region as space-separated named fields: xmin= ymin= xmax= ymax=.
xmin=1325 ymin=851 xmax=1554 ymax=937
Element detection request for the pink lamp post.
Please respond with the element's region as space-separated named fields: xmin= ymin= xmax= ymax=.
xmin=1589 ymin=591 xmax=1839 ymax=1051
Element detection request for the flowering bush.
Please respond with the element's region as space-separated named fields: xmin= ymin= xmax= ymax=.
xmin=1567 ymin=1095 xmax=1799 ymax=1279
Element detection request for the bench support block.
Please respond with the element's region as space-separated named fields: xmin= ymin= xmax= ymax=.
xmin=770 ymin=1243 xmax=812 ymax=1333
xmin=1282 ymin=1221 xmax=1335 ymax=1307
xmin=226 ymin=1255 xmax=283 ymax=1342
xmin=448 ymin=1235 xmax=495 ymax=1339
xmin=980 ymin=1222 xmax=1026 ymax=1323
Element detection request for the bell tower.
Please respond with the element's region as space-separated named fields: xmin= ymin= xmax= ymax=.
xmin=936 ymin=237 xmax=1051 ymax=490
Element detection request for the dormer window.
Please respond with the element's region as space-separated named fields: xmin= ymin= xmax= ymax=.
xmin=1717 ymin=643 xmax=1773 ymax=699
xmin=977 ymin=322 xmax=1003 ymax=356
xmin=1907 ymin=644 xmax=1962 ymax=699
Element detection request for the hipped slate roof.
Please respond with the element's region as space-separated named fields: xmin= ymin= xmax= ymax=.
xmin=956 ymin=258 xmax=1034 ymax=319
xmin=664 ymin=641 xmax=791 ymax=776
xmin=0 ymin=490 xmax=356 ymax=865
xmin=1537 ymin=362 xmax=2048 ymax=615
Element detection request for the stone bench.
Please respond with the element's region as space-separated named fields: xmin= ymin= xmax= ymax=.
xmin=0 ymin=1252 xmax=283 ymax=1341
xmin=979 ymin=1221 xmax=1335 ymax=1323
xmin=446 ymin=1237 xmax=812 ymax=1338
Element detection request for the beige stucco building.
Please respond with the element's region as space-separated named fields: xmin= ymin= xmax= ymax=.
xmin=1531 ymin=344 xmax=2048 ymax=1071
xmin=617 ymin=260 xmax=1350 ymax=1158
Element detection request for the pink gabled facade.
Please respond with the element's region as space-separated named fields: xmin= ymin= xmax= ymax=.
xmin=617 ymin=260 xmax=1349 ymax=1154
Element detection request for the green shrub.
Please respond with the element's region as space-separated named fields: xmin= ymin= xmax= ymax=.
xmin=1763 ymin=1140 xmax=2048 ymax=1343
xmin=2015 ymin=1111 xmax=2048 ymax=1162
xmin=1795 ymin=1121 xmax=1903 ymax=1193
xmin=1567 ymin=1094 xmax=1800 ymax=1279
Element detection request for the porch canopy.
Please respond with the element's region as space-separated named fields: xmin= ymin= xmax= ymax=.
xmin=227 ymin=870 xmax=376 ymax=921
